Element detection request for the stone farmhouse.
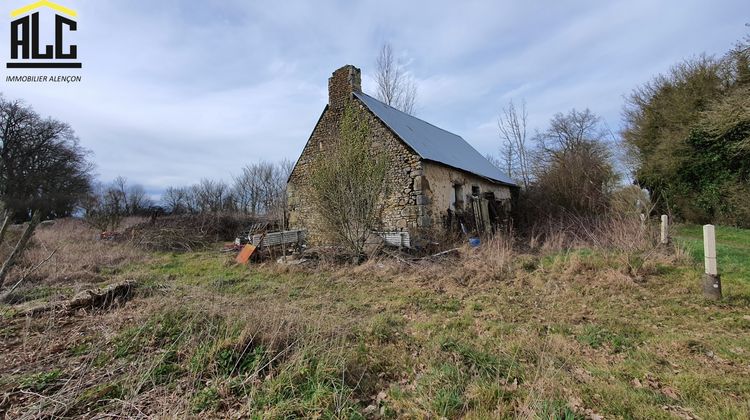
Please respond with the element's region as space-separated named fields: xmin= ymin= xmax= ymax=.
xmin=287 ymin=65 xmax=517 ymax=246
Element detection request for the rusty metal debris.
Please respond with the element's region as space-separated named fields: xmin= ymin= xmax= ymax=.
xmin=235 ymin=243 xmax=258 ymax=264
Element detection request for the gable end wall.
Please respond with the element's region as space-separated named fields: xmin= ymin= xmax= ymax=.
xmin=287 ymin=98 xmax=427 ymax=243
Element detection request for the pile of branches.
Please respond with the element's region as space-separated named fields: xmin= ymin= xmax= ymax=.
xmin=122 ymin=213 xmax=269 ymax=252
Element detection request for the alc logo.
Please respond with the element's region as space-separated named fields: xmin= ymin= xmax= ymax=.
xmin=7 ymin=0 xmax=80 ymax=68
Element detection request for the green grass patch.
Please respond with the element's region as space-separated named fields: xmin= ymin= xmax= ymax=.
xmin=20 ymin=369 xmax=62 ymax=392
xmin=191 ymin=386 xmax=221 ymax=413
xmin=1 ymin=286 xmax=71 ymax=305
xmin=576 ymin=323 xmax=645 ymax=353
xmin=440 ymin=337 xmax=522 ymax=379
xmin=249 ymin=347 xmax=364 ymax=418
xmin=418 ymin=363 xmax=466 ymax=418
xmin=69 ymin=342 xmax=91 ymax=356
xmin=411 ymin=292 xmax=462 ymax=313
xmin=535 ymin=399 xmax=582 ymax=419
xmin=68 ymin=382 xmax=125 ymax=415
xmin=675 ymin=224 xmax=750 ymax=284
xmin=368 ymin=313 xmax=405 ymax=343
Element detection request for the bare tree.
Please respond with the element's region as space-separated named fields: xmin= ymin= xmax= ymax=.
xmin=257 ymin=161 xmax=283 ymax=214
xmin=274 ymin=158 xmax=294 ymax=227
xmin=84 ymin=181 xmax=125 ymax=231
xmin=484 ymin=153 xmax=503 ymax=171
xmin=531 ymin=108 xmax=618 ymax=217
xmin=157 ymin=159 xmax=292 ymax=219
xmin=232 ymin=159 xmax=293 ymax=218
xmin=111 ymin=176 xmax=129 ymax=213
xmin=538 ymin=108 xmax=608 ymax=153
xmin=126 ymin=184 xmax=151 ymax=215
xmin=193 ymin=179 xmax=231 ymax=213
xmin=82 ymin=183 xmax=124 ymax=232
xmin=83 ymin=177 xmax=152 ymax=231
xmin=104 ymin=186 xmax=126 ymax=216
xmin=232 ymin=163 xmax=267 ymax=215
xmin=0 ymin=97 xmax=93 ymax=289
xmin=278 ymin=158 xmax=294 ymax=179
xmin=233 ymin=165 xmax=259 ymax=215
xmin=162 ymin=186 xmax=189 ymax=214
xmin=375 ymin=43 xmax=418 ymax=115
xmin=497 ymin=99 xmax=531 ymax=188
xmin=184 ymin=187 xmax=199 ymax=213
xmin=0 ymin=103 xmax=92 ymax=219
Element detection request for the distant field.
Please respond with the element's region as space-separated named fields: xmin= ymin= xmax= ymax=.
xmin=675 ymin=224 xmax=750 ymax=285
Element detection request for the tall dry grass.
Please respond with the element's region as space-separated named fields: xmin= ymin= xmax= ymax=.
xmin=525 ymin=213 xmax=657 ymax=251
xmin=3 ymin=218 xmax=146 ymax=291
xmin=302 ymin=212 xmax=678 ymax=289
xmin=3 ymin=290 xmax=372 ymax=418
xmin=356 ymin=212 xmax=681 ymax=287
xmin=520 ymin=212 xmax=686 ymax=279
xmin=454 ymin=234 xmax=516 ymax=284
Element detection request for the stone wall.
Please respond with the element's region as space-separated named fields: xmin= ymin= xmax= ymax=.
xmin=421 ymin=161 xmax=512 ymax=225
xmin=287 ymin=65 xmax=425 ymax=243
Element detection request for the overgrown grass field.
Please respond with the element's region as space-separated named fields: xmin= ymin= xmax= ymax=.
xmin=1 ymin=221 xmax=749 ymax=418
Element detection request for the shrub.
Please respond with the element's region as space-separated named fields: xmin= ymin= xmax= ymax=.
xmin=309 ymin=100 xmax=388 ymax=257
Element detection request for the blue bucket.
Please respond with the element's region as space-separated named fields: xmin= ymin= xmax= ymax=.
xmin=468 ymin=237 xmax=481 ymax=247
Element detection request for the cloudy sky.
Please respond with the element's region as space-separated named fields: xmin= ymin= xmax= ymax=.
xmin=2 ymin=0 xmax=748 ymax=199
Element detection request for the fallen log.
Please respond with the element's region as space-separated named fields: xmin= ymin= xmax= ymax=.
xmin=19 ymin=281 xmax=137 ymax=317
xmin=67 ymin=281 xmax=136 ymax=312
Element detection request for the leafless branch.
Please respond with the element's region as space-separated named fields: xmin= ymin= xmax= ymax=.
xmin=375 ymin=43 xmax=418 ymax=115
xmin=1 ymin=247 xmax=58 ymax=299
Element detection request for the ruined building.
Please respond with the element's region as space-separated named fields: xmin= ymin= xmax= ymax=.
xmin=287 ymin=65 xmax=517 ymax=246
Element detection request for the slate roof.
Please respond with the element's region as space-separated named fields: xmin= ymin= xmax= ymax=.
xmin=354 ymin=91 xmax=516 ymax=186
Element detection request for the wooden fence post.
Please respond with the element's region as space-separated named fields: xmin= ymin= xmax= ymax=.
xmin=702 ymin=224 xmax=722 ymax=300
xmin=660 ymin=215 xmax=669 ymax=245
xmin=0 ymin=210 xmax=40 ymax=288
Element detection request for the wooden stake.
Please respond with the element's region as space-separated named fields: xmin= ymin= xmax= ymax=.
xmin=0 ymin=211 xmax=40 ymax=289
xmin=660 ymin=215 xmax=669 ymax=245
xmin=0 ymin=209 xmax=12 ymax=246
xmin=702 ymin=224 xmax=722 ymax=300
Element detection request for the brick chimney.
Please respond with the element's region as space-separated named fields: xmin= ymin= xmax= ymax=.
xmin=328 ymin=65 xmax=361 ymax=109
